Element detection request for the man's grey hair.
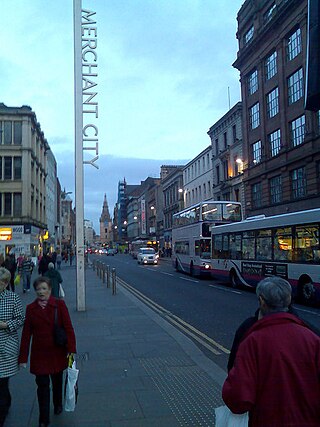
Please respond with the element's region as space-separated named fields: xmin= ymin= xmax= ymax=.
xmin=0 ymin=267 xmax=11 ymax=284
xmin=256 ymin=276 xmax=292 ymax=311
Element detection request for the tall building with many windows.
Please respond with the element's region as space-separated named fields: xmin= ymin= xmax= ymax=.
xmin=233 ymin=0 xmax=320 ymax=216
xmin=0 ymin=104 xmax=49 ymax=257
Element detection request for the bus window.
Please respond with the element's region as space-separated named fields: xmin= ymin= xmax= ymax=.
xmin=230 ymin=234 xmax=242 ymax=260
xmin=222 ymin=235 xmax=229 ymax=258
xmin=242 ymin=231 xmax=255 ymax=260
xmin=256 ymin=229 xmax=272 ymax=261
xmin=294 ymin=225 xmax=320 ymax=263
xmin=274 ymin=227 xmax=292 ymax=261
xmin=223 ymin=203 xmax=242 ymax=222
xmin=202 ymin=203 xmax=220 ymax=221
xmin=200 ymin=239 xmax=211 ymax=259
xmin=175 ymin=241 xmax=190 ymax=255
xmin=212 ymin=234 xmax=223 ymax=258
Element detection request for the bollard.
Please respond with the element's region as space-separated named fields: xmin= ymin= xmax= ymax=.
xmin=102 ymin=263 xmax=106 ymax=284
xmin=96 ymin=261 xmax=100 ymax=277
xmin=92 ymin=260 xmax=95 ymax=271
xmin=112 ymin=268 xmax=116 ymax=295
xmin=106 ymin=265 xmax=110 ymax=288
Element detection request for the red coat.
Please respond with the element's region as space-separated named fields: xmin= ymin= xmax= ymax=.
xmin=19 ymin=296 xmax=76 ymax=375
xmin=222 ymin=313 xmax=320 ymax=427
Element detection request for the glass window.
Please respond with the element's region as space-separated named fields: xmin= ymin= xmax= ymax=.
xmin=288 ymin=68 xmax=303 ymax=104
xmin=4 ymin=121 xmax=12 ymax=145
xmin=4 ymin=157 xmax=12 ymax=180
xmin=212 ymin=234 xmax=223 ymax=258
xmin=287 ymin=28 xmax=302 ymax=61
xmin=291 ymin=115 xmax=305 ymax=147
xmin=244 ymin=25 xmax=254 ymax=44
xmin=4 ymin=193 xmax=11 ymax=215
xmin=222 ymin=203 xmax=242 ymax=222
xmin=250 ymin=103 xmax=260 ymax=129
xmin=263 ymin=3 xmax=276 ymax=23
xmin=242 ymin=231 xmax=255 ymax=260
xmin=248 ymin=69 xmax=258 ymax=95
xmin=256 ymin=229 xmax=272 ymax=261
xmin=274 ymin=227 xmax=293 ymax=261
xmin=294 ymin=225 xmax=320 ymax=263
xmin=266 ymin=87 xmax=279 ymax=118
xmin=195 ymin=239 xmax=211 ymax=259
xmin=0 ymin=157 xmax=2 ymax=180
xmin=13 ymin=193 xmax=22 ymax=216
xmin=265 ymin=51 xmax=277 ymax=80
xmin=291 ymin=167 xmax=306 ymax=199
xmin=13 ymin=157 xmax=22 ymax=180
xmin=13 ymin=122 xmax=22 ymax=145
xmin=270 ymin=175 xmax=282 ymax=204
xmin=252 ymin=140 xmax=262 ymax=164
xmin=229 ymin=234 xmax=242 ymax=260
xmin=252 ymin=182 xmax=262 ymax=208
xmin=269 ymin=129 xmax=281 ymax=157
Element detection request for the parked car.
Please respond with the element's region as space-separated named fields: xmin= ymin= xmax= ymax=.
xmin=107 ymin=248 xmax=115 ymax=256
xmin=137 ymin=248 xmax=158 ymax=265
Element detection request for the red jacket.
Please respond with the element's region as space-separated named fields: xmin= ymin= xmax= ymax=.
xmin=222 ymin=313 xmax=320 ymax=427
xmin=19 ymin=296 xmax=76 ymax=375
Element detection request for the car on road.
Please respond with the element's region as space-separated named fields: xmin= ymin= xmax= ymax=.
xmin=106 ymin=248 xmax=115 ymax=256
xmin=137 ymin=248 xmax=158 ymax=265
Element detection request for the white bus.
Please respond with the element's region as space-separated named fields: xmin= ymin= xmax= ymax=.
xmin=172 ymin=201 xmax=242 ymax=277
xmin=130 ymin=238 xmax=159 ymax=259
xmin=211 ymin=208 xmax=320 ymax=305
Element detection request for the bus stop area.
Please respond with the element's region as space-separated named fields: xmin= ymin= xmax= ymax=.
xmin=6 ymin=261 xmax=227 ymax=427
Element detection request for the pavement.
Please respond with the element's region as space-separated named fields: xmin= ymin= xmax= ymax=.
xmin=6 ymin=258 xmax=227 ymax=427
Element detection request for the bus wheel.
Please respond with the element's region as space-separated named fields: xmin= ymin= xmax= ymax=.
xmin=298 ymin=275 xmax=315 ymax=305
xmin=190 ymin=263 xmax=194 ymax=277
xmin=230 ymin=270 xmax=238 ymax=288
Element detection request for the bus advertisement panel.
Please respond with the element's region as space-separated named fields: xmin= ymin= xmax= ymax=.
xmin=210 ymin=209 xmax=320 ymax=305
xmin=172 ymin=201 xmax=242 ymax=277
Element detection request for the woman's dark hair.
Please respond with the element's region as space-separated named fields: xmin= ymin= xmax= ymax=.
xmin=33 ymin=276 xmax=52 ymax=290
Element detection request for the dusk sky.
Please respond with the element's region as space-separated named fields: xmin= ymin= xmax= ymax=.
xmin=1 ymin=0 xmax=244 ymax=231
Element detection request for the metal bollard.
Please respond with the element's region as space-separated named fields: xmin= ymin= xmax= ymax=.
xmin=102 ymin=263 xmax=106 ymax=283
xmin=92 ymin=260 xmax=95 ymax=271
xmin=111 ymin=268 xmax=116 ymax=295
xmin=106 ymin=265 xmax=110 ymax=288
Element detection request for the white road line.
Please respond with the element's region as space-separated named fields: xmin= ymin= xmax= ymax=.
xmin=294 ymin=306 xmax=320 ymax=317
xmin=209 ymin=284 xmax=242 ymax=294
xmin=179 ymin=277 xmax=199 ymax=283
xmin=161 ymin=272 xmax=174 ymax=276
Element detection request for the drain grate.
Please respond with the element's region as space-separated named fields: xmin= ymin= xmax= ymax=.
xmin=140 ymin=356 xmax=223 ymax=426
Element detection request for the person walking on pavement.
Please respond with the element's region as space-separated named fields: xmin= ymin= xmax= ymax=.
xmin=0 ymin=267 xmax=24 ymax=427
xmin=222 ymin=276 xmax=320 ymax=427
xmin=38 ymin=254 xmax=49 ymax=276
xmin=44 ymin=263 xmax=63 ymax=298
xmin=19 ymin=276 xmax=76 ymax=427
xmin=56 ymin=253 xmax=62 ymax=270
xmin=3 ymin=254 xmax=17 ymax=292
xmin=21 ymin=255 xmax=34 ymax=293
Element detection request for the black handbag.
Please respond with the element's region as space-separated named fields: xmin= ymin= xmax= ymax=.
xmin=54 ymin=305 xmax=68 ymax=347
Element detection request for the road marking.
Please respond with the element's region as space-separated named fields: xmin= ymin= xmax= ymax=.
xmin=116 ymin=277 xmax=229 ymax=356
xmin=161 ymin=272 xmax=174 ymax=276
xmin=179 ymin=277 xmax=199 ymax=283
xmin=209 ymin=284 xmax=242 ymax=295
xmin=294 ymin=306 xmax=320 ymax=317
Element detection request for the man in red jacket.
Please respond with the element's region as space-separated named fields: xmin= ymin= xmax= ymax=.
xmin=222 ymin=276 xmax=320 ymax=427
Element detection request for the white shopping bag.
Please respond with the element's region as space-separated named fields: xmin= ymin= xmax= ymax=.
xmin=215 ymin=405 xmax=248 ymax=427
xmin=64 ymin=360 xmax=79 ymax=412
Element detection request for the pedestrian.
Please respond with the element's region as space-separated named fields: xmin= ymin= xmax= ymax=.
xmin=44 ymin=263 xmax=63 ymax=298
xmin=21 ymin=254 xmax=34 ymax=293
xmin=222 ymin=276 xmax=320 ymax=426
xmin=19 ymin=276 xmax=76 ymax=427
xmin=69 ymin=251 xmax=74 ymax=266
xmin=38 ymin=253 xmax=49 ymax=276
xmin=51 ymin=251 xmax=57 ymax=268
xmin=0 ymin=267 xmax=24 ymax=427
xmin=3 ymin=254 xmax=17 ymax=292
xmin=56 ymin=253 xmax=62 ymax=270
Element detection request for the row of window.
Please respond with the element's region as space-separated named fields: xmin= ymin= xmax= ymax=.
xmin=212 ymin=223 xmax=320 ymax=264
xmin=185 ymin=181 xmax=212 ymax=206
xmin=0 ymin=192 xmax=22 ymax=216
xmin=0 ymin=156 xmax=22 ymax=180
xmin=213 ymin=124 xmax=238 ymax=157
xmin=249 ymin=67 xmax=304 ymax=129
xmin=244 ymin=20 xmax=301 ymax=63
xmin=251 ymin=115 xmax=305 ymax=164
xmin=185 ymin=152 xmax=211 ymax=182
xmin=251 ymin=165 xmax=308 ymax=208
xmin=0 ymin=121 xmax=22 ymax=145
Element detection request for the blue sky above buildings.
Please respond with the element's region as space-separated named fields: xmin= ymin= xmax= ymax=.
xmin=1 ymin=0 xmax=243 ymax=231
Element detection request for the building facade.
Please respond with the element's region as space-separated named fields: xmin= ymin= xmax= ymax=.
xmin=233 ymin=0 xmax=320 ymax=217
xmin=183 ymin=145 xmax=213 ymax=208
xmin=207 ymin=102 xmax=245 ymax=212
xmin=0 ymin=104 xmax=49 ymax=257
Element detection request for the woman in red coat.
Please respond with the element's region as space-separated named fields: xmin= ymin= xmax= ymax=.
xmin=19 ymin=276 xmax=76 ymax=427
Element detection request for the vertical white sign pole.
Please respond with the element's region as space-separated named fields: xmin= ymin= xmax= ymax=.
xmin=74 ymin=0 xmax=86 ymax=311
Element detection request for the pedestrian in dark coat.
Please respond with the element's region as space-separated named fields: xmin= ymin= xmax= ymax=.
xmin=0 ymin=267 xmax=24 ymax=427
xmin=19 ymin=276 xmax=76 ymax=427
xmin=44 ymin=263 xmax=63 ymax=298
xmin=3 ymin=254 xmax=17 ymax=292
